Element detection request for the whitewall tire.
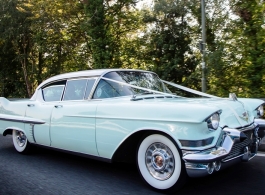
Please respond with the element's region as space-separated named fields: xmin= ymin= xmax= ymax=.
xmin=137 ymin=134 xmax=186 ymax=192
xmin=12 ymin=130 xmax=31 ymax=154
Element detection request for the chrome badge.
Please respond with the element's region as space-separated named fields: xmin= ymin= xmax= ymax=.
xmin=240 ymin=111 xmax=249 ymax=121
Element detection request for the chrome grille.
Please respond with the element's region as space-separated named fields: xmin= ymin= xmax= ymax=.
xmin=222 ymin=130 xmax=253 ymax=161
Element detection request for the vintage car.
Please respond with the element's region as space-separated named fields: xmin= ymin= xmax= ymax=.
xmin=0 ymin=69 xmax=265 ymax=193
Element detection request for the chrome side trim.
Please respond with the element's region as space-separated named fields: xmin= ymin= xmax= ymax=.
xmin=0 ymin=114 xmax=45 ymax=124
xmin=29 ymin=124 xmax=36 ymax=143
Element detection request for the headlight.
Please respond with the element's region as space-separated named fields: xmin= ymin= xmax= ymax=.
xmin=206 ymin=113 xmax=220 ymax=131
xmin=257 ymin=105 xmax=264 ymax=118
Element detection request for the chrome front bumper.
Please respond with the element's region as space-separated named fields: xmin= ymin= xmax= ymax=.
xmin=183 ymin=119 xmax=265 ymax=177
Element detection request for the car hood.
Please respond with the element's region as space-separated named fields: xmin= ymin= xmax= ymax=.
xmin=176 ymin=97 xmax=263 ymax=128
xmin=98 ymin=96 xmax=263 ymax=128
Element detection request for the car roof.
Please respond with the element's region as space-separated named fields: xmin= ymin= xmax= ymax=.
xmin=37 ymin=69 xmax=154 ymax=89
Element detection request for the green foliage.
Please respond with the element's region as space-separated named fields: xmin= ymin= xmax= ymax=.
xmin=83 ymin=0 xmax=108 ymax=68
xmin=83 ymin=0 xmax=139 ymax=68
xmin=140 ymin=0 xmax=199 ymax=88
xmin=1 ymin=0 xmax=265 ymax=98
xmin=0 ymin=0 xmax=89 ymax=97
xmin=0 ymin=40 xmax=27 ymax=97
xmin=230 ymin=0 xmax=265 ymax=97
xmin=207 ymin=0 xmax=265 ymax=98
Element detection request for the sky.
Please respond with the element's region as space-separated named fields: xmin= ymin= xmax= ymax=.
xmin=136 ymin=0 xmax=153 ymax=9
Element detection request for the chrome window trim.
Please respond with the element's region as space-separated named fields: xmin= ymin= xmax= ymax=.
xmin=41 ymin=79 xmax=67 ymax=90
xmin=37 ymin=69 xmax=153 ymax=90
xmin=90 ymin=75 xmax=108 ymax=99
xmin=39 ymin=77 xmax=98 ymax=102
xmin=86 ymin=77 xmax=99 ymax=100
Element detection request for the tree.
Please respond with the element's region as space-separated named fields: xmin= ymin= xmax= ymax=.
xmin=140 ymin=0 xmax=199 ymax=89
xmin=82 ymin=0 xmax=139 ymax=68
xmin=0 ymin=0 xmax=90 ymax=97
xmin=0 ymin=40 xmax=27 ymax=97
xmin=228 ymin=0 xmax=265 ymax=97
xmin=0 ymin=0 xmax=35 ymax=97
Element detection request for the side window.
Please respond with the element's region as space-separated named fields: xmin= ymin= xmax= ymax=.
xmin=43 ymin=85 xmax=65 ymax=102
xmin=63 ymin=79 xmax=87 ymax=101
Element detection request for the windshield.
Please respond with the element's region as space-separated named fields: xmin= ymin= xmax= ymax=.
xmin=105 ymin=71 xmax=167 ymax=92
xmin=92 ymin=71 xmax=169 ymax=99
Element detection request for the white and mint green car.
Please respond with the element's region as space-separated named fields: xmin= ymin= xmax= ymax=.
xmin=0 ymin=69 xmax=265 ymax=192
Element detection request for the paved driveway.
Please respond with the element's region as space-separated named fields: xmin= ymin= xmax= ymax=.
xmin=0 ymin=135 xmax=265 ymax=195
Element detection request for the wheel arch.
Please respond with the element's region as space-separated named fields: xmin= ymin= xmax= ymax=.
xmin=3 ymin=127 xmax=25 ymax=136
xmin=111 ymin=129 xmax=182 ymax=163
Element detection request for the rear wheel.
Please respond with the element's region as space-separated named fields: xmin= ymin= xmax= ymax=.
xmin=12 ymin=130 xmax=31 ymax=154
xmin=137 ymin=134 xmax=186 ymax=193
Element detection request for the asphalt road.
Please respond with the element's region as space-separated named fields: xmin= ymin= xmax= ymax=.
xmin=1 ymin=135 xmax=265 ymax=195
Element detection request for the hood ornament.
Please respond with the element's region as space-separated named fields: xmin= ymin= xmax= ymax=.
xmin=229 ymin=93 xmax=249 ymax=121
xmin=229 ymin=93 xmax=238 ymax=101
xmin=240 ymin=111 xmax=249 ymax=121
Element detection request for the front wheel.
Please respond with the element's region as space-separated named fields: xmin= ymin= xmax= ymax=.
xmin=137 ymin=134 xmax=187 ymax=193
xmin=12 ymin=130 xmax=31 ymax=154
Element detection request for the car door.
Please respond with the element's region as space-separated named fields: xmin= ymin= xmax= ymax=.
xmin=49 ymin=78 xmax=98 ymax=156
xmin=25 ymin=84 xmax=65 ymax=146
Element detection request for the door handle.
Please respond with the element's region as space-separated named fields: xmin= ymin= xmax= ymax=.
xmin=27 ymin=104 xmax=35 ymax=107
xmin=54 ymin=105 xmax=63 ymax=108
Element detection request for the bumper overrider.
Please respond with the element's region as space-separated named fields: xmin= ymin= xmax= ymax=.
xmin=182 ymin=119 xmax=265 ymax=177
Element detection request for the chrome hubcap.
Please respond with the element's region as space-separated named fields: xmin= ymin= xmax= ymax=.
xmin=145 ymin=142 xmax=175 ymax=180
xmin=15 ymin=131 xmax=27 ymax=147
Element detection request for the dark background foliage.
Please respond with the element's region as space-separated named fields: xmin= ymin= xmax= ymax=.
xmin=0 ymin=0 xmax=265 ymax=98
